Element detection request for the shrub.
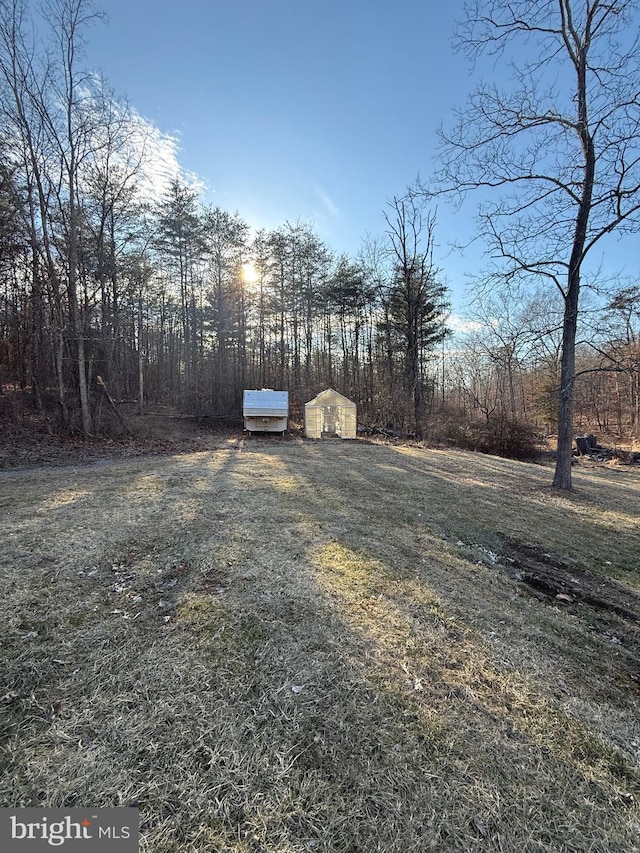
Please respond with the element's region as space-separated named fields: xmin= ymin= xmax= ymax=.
xmin=436 ymin=414 xmax=541 ymax=461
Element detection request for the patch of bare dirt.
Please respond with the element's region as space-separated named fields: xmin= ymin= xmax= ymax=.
xmin=497 ymin=536 xmax=640 ymax=689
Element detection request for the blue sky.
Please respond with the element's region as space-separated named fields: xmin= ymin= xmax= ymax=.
xmin=87 ymin=0 xmax=479 ymax=307
xmin=87 ymin=0 xmax=637 ymax=317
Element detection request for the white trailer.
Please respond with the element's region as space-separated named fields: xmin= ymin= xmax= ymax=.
xmin=243 ymin=389 xmax=289 ymax=434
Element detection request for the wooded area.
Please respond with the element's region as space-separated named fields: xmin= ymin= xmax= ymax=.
xmin=0 ymin=0 xmax=639 ymax=465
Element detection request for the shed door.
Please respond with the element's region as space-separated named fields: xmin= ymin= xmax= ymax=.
xmin=322 ymin=405 xmax=341 ymax=436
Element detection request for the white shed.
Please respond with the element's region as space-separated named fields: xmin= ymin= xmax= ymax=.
xmin=243 ymin=389 xmax=289 ymax=433
xmin=304 ymin=388 xmax=357 ymax=439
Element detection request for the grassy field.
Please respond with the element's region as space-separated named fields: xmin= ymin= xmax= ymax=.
xmin=1 ymin=436 xmax=639 ymax=852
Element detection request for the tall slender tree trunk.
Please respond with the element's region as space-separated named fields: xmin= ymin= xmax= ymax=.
xmin=68 ymin=165 xmax=94 ymax=434
xmin=552 ymin=42 xmax=595 ymax=490
xmin=137 ymin=293 xmax=144 ymax=415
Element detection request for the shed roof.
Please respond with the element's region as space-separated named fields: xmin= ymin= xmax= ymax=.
xmin=305 ymin=388 xmax=355 ymax=408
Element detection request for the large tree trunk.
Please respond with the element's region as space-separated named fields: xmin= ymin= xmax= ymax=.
xmin=552 ymin=38 xmax=595 ymax=490
xmin=552 ymin=278 xmax=579 ymax=489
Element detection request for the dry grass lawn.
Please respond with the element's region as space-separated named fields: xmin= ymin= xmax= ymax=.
xmin=1 ymin=435 xmax=639 ymax=852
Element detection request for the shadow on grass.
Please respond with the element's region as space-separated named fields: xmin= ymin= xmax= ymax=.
xmin=0 ymin=440 xmax=639 ymax=851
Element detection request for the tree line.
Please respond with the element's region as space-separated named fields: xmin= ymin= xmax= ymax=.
xmin=446 ymin=285 xmax=640 ymax=443
xmin=0 ymin=0 xmax=449 ymax=435
xmin=1 ymin=0 xmax=639 ymax=490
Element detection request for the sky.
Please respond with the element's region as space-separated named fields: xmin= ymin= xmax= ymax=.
xmin=85 ymin=0 xmax=638 ymax=319
xmin=86 ymin=0 xmax=480 ymax=310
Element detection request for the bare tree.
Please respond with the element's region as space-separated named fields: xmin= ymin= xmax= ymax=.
xmin=383 ymin=193 xmax=449 ymax=438
xmin=44 ymin=0 xmax=106 ymax=435
xmin=437 ymin=0 xmax=640 ymax=488
xmin=0 ymin=0 xmax=70 ymax=420
xmin=465 ymin=288 xmax=564 ymax=419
